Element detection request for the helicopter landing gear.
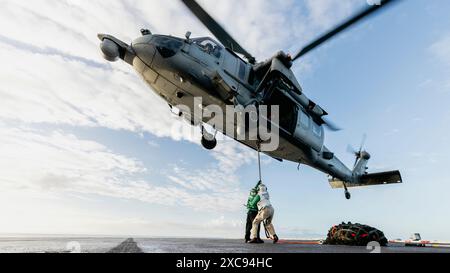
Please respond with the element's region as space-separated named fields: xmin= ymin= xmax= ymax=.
xmin=201 ymin=125 xmax=217 ymax=150
xmin=345 ymin=191 xmax=351 ymax=200
xmin=343 ymin=183 xmax=351 ymax=200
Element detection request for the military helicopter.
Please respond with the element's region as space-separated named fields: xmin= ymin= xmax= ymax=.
xmin=98 ymin=0 xmax=403 ymax=199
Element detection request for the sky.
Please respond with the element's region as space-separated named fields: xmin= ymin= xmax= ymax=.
xmin=0 ymin=0 xmax=450 ymax=240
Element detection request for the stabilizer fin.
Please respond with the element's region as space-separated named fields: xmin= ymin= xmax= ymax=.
xmin=329 ymin=170 xmax=403 ymax=189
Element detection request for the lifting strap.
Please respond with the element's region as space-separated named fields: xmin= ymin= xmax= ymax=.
xmin=257 ymin=141 xmax=271 ymax=239
xmin=257 ymin=142 xmax=262 ymax=182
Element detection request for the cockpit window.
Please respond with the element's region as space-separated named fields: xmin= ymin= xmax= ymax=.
xmin=193 ymin=38 xmax=222 ymax=58
xmin=152 ymin=36 xmax=183 ymax=58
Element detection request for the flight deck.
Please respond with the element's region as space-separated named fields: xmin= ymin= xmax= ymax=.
xmin=1 ymin=238 xmax=449 ymax=254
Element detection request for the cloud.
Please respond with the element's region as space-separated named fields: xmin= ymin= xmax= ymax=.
xmin=430 ymin=34 xmax=450 ymax=66
xmin=305 ymin=0 xmax=362 ymax=30
xmin=0 ymin=34 xmax=109 ymax=70
xmin=197 ymin=0 xmax=362 ymax=59
xmin=0 ymin=39 xmax=184 ymax=138
xmin=0 ymin=124 xmax=144 ymax=192
xmin=164 ymin=138 xmax=258 ymax=210
xmin=205 ymin=215 xmax=242 ymax=229
xmin=0 ymin=124 xmax=254 ymax=212
xmin=147 ymin=140 xmax=160 ymax=148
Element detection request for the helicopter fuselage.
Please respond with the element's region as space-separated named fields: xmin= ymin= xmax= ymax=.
xmin=99 ymin=32 xmax=356 ymax=183
xmin=98 ymin=0 xmax=404 ymax=199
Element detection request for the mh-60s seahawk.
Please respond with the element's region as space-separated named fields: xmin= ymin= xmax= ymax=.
xmin=98 ymin=0 xmax=403 ymax=199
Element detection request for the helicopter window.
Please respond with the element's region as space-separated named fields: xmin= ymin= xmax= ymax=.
xmin=312 ymin=122 xmax=322 ymax=137
xmin=193 ymin=38 xmax=222 ymax=58
xmin=238 ymin=61 xmax=246 ymax=81
xmin=248 ymin=69 xmax=255 ymax=85
xmin=267 ymin=90 xmax=298 ymax=133
xmin=300 ymin=111 xmax=310 ymax=129
xmin=152 ymin=36 xmax=183 ymax=58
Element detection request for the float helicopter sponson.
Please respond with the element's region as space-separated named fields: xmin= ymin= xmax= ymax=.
xmin=98 ymin=0 xmax=403 ymax=199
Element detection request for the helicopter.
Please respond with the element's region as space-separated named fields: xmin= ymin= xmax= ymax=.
xmin=98 ymin=0 xmax=403 ymax=199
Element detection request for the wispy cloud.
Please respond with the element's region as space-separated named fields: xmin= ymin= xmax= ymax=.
xmin=430 ymin=34 xmax=450 ymax=66
xmin=0 ymin=0 xmax=364 ymax=235
xmin=0 ymin=34 xmax=109 ymax=69
xmin=0 ymin=124 xmax=254 ymax=212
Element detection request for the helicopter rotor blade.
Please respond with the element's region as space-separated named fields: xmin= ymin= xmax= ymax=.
xmin=180 ymin=0 xmax=256 ymax=64
xmin=353 ymin=157 xmax=359 ymax=169
xmin=292 ymin=0 xmax=399 ymax=62
xmin=347 ymin=144 xmax=357 ymax=155
xmin=347 ymin=134 xmax=367 ymax=168
xmin=347 ymin=145 xmax=359 ymax=168
xmin=358 ymin=133 xmax=367 ymax=153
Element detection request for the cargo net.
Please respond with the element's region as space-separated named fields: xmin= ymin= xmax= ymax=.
xmin=324 ymin=222 xmax=388 ymax=246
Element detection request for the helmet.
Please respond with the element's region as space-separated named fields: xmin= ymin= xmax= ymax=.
xmin=258 ymin=184 xmax=267 ymax=193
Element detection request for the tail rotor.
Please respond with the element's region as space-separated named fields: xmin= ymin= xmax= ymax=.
xmin=347 ymin=134 xmax=367 ymax=168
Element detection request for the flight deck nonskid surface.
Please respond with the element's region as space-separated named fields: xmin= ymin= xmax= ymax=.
xmin=1 ymin=238 xmax=449 ymax=253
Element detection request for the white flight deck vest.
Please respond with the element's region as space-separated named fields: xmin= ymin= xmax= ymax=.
xmin=257 ymin=184 xmax=272 ymax=210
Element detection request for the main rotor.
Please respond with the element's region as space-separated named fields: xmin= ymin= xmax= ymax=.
xmin=180 ymin=0 xmax=399 ymax=65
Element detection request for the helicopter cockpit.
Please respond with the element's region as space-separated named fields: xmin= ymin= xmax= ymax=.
xmin=192 ymin=37 xmax=223 ymax=58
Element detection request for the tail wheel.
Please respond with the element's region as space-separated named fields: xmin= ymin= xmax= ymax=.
xmin=201 ymin=136 xmax=217 ymax=150
xmin=345 ymin=191 xmax=351 ymax=200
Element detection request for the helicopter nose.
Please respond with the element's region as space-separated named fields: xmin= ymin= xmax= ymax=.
xmin=132 ymin=39 xmax=156 ymax=67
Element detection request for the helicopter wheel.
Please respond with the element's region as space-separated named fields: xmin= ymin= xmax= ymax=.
xmin=201 ymin=136 xmax=217 ymax=150
xmin=343 ymin=183 xmax=351 ymax=200
xmin=345 ymin=191 xmax=351 ymax=200
xmin=201 ymin=126 xmax=217 ymax=150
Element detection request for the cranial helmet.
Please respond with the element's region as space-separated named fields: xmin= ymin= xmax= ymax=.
xmin=258 ymin=184 xmax=267 ymax=193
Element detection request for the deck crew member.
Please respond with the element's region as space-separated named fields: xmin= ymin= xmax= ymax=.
xmin=249 ymin=184 xmax=279 ymax=244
